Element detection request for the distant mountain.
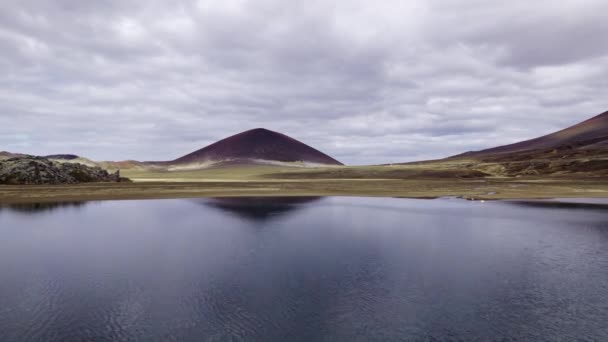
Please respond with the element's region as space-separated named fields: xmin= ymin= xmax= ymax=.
xmin=2 ymin=129 xmax=342 ymax=171
xmin=2 ymin=152 xmax=85 ymax=161
xmin=0 ymin=152 xmax=109 ymax=170
xmin=456 ymin=111 xmax=608 ymax=159
xmin=448 ymin=110 xmax=608 ymax=176
xmin=44 ymin=154 xmax=80 ymax=160
xmin=0 ymin=151 xmax=13 ymax=160
xmin=0 ymin=151 xmax=28 ymax=160
xmin=43 ymin=154 xmax=101 ymax=168
xmin=168 ymin=128 xmax=343 ymax=168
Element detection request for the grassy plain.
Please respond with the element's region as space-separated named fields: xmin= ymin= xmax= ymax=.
xmin=1 ymin=164 xmax=608 ymax=204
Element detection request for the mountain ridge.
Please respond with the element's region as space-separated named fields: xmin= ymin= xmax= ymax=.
xmin=441 ymin=110 xmax=608 ymax=176
xmin=454 ymin=110 xmax=608 ymax=159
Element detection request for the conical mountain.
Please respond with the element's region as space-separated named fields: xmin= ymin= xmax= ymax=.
xmin=171 ymin=128 xmax=342 ymax=166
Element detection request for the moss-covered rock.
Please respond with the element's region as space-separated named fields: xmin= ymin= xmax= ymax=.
xmin=0 ymin=157 xmax=125 ymax=185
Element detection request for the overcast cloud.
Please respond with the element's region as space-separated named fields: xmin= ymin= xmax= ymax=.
xmin=1 ymin=0 xmax=608 ymax=164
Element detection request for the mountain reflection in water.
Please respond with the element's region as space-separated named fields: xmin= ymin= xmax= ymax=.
xmin=197 ymin=197 xmax=323 ymax=221
xmin=0 ymin=197 xmax=607 ymax=341
xmin=508 ymin=198 xmax=608 ymax=211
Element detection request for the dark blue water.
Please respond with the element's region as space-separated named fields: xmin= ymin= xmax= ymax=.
xmin=0 ymin=197 xmax=607 ymax=341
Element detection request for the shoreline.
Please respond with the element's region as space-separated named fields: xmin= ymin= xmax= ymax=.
xmin=2 ymin=178 xmax=608 ymax=204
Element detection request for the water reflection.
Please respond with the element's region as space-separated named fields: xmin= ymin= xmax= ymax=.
xmin=0 ymin=197 xmax=607 ymax=341
xmin=197 ymin=197 xmax=323 ymax=221
xmin=0 ymin=201 xmax=88 ymax=214
xmin=508 ymin=200 xmax=608 ymax=211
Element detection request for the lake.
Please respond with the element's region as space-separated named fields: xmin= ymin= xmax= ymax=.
xmin=0 ymin=197 xmax=607 ymax=341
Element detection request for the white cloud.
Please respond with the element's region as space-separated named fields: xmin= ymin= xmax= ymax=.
xmin=0 ymin=0 xmax=607 ymax=164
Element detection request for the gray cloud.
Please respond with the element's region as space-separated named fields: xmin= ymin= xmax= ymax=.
xmin=1 ymin=0 xmax=607 ymax=165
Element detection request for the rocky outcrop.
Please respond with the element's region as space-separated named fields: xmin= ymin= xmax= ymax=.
xmin=0 ymin=157 xmax=125 ymax=185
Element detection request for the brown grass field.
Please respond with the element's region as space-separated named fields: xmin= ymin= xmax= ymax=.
xmin=1 ymin=164 xmax=608 ymax=204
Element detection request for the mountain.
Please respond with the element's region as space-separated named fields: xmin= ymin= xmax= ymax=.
xmin=456 ymin=110 xmax=608 ymax=159
xmin=45 ymin=154 xmax=101 ymax=168
xmin=44 ymin=154 xmax=80 ymax=160
xmin=2 ymin=128 xmax=342 ymax=171
xmin=168 ymin=128 xmax=343 ymax=168
xmin=448 ymin=110 xmax=608 ymax=176
xmin=0 ymin=151 xmax=14 ymax=160
xmin=0 ymin=151 xmax=28 ymax=160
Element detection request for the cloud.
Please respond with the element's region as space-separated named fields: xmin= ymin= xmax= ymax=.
xmin=0 ymin=0 xmax=607 ymax=164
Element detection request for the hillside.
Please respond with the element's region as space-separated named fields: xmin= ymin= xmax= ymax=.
xmin=457 ymin=111 xmax=608 ymax=159
xmin=0 ymin=151 xmax=28 ymax=160
xmin=166 ymin=128 xmax=342 ymax=169
xmin=447 ymin=110 xmax=608 ymax=176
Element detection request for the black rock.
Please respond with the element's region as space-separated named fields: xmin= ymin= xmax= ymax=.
xmin=0 ymin=157 xmax=125 ymax=185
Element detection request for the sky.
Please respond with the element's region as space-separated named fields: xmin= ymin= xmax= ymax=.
xmin=1 ymin=0 xmax=608 ymax=165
